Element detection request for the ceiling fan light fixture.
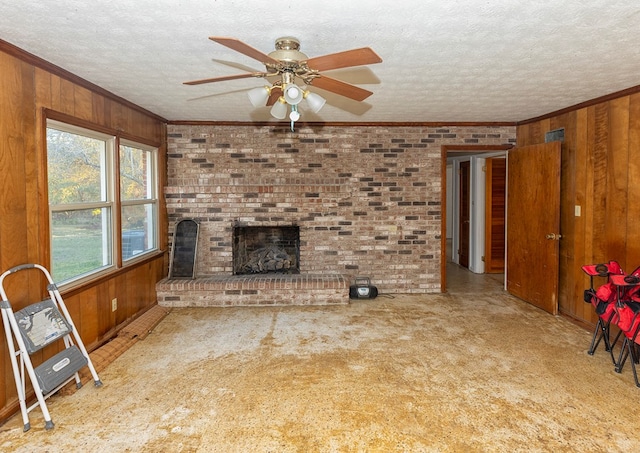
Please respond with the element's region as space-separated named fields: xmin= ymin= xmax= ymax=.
xmin=304 ymin=91 xmax=326 ymax=113
xmin=270 ymin=97 xmax=288 ymax=119
xmin=283 ymin=84 xmax=303 ymax=105
xmin=186 ymin=36 xmax=382 ymax=125
xmin=248 ymin=85 xmax=271 ymax=107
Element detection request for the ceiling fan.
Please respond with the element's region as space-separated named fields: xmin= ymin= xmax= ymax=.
xmin=184 ymin=36 xmax=383 ymax=125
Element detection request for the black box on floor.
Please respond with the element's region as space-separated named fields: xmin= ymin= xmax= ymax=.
xmin=349 ymin=276 xmax=378 ymax=299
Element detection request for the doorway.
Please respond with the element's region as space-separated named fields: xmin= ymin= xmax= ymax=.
xmin=441 ymin=145 xmax=512 ymax=292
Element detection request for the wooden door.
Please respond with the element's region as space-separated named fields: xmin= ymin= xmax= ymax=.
xmin=485 ymin=157 xmax=506 ymax=273
xmin=458 ymin=161 xmax=470 ymax=268
xmin=506 ymin=142 xmax=561 ymax=315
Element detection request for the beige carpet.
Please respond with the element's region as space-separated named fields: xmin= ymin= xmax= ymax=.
xmin=1 ymin=265 xmax=639 ymax=452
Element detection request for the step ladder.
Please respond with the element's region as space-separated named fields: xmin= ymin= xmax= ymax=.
xmin=0 ymin=264 xmax=103 ymax=431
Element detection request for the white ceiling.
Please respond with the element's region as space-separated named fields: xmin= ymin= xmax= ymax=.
xmin=1 ymin=1 xmax=639 ymax=123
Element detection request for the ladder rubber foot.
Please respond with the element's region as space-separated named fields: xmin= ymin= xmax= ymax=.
xmin=23 ymin=423 xmax=31 ymax=433
xmin=76 ymin=382 xmax=83 ymax=389
xmin=45 ymin=420 xmax=54 ymax=430
xmin=94 ymin=380 xmax=103 ymax=388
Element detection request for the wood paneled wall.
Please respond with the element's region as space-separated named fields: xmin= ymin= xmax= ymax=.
xmin=0 ymin=44 xmax=168 ymax=423
xmin=517 ymin=92 xmax=640 ymax=326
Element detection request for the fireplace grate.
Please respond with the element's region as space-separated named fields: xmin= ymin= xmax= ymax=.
xmin=232 ymin=226 xmax=300 ymax=275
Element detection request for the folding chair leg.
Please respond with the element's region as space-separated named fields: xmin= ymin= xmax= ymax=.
xmin=629 ymin=342 xmax=640 ymax=388
xmin=615 ymin=338 xmax=629 ymax=373
xmin=614 ymin=338 xmax=640 ymax=387
xmin=588 ymin=318 xmax=606 ymax=355
xmin=606 ymin=328 xmax=622 ymax=365
xmin=589 ymin=315 xmax=620 ymax=365
xmin=607 ymin=330 xmax=623 ymax=365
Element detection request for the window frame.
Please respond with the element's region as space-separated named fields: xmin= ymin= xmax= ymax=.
xmin=45 ymin=118 xmax=160 ymax=288
xmin=119 ymin=139 xmax=159 ymax=263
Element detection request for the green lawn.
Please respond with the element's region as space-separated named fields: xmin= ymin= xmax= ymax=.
xmin=51 ymin=225 xmax=105 ymax=282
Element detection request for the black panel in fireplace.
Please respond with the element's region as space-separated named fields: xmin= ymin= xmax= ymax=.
xmin=232 ymin=226 xmax=300 ymax=275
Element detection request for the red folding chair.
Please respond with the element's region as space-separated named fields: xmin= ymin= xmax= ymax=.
xmin=582 ymin=261 xmax=625 ymax=363
xmin=611 ymin=274 xmax=640 ymax=387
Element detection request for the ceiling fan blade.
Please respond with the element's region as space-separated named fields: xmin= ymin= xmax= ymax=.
xmin=310 ymin=76 xmax=374 ymax=102
xmin=266 ymin=87 xmax=283 ymax=106
xmin=184 ymin=72 xmax=266 ymax=85
xmin=306 ymin=47 xmax=382 ymax=72
xmin=211 ymin=58 xmax=263 ymax=73
xmin=209 ymin=37 xmax=280 ymax=65
xmin=187 ymin=87 xmax=261 ymax=102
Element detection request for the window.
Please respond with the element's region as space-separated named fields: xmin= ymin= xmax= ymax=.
xmin=120 ymin=141 xmax=158 ymax=261
xmin=46 ymin=120 xmax=158 ymax=285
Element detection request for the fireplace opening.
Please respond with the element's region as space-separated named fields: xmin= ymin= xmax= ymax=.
xmin=232 ymin=226 xmax=300 ymax=275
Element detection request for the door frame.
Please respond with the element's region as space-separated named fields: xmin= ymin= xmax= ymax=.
xmin=441 ymin=144 xmax=513 ymax=292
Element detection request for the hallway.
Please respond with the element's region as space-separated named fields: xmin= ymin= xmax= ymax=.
xmin=445 ymin=236 xmax=505 ymax=296
xmin=446 ymin=261 xmax=504 ymax=295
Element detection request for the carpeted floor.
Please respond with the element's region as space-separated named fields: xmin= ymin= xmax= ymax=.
xmin=1 ymin=264 xmax=639 ymax=452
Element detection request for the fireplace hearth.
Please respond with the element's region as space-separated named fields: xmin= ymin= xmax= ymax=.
xmin=232 ymin=225 xmax=300 ymax=275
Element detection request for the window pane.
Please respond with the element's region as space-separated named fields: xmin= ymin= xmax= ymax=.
xmin=122 ymin=203 xmax=155 ymax=260
xmin=120 ymin=145 xmax=152 ymax=200
xmin=51 ymin=208 xmax=112 ymax=282
xmin=47 ymin=128 xmax=107 ymax=204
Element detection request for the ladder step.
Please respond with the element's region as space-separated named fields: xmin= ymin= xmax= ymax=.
xmin=34 ymin=346 xmax=87 ymax=394
xmin=14 ymin=299 xmax=72 ymax=353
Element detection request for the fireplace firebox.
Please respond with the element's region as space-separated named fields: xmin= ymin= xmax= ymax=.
xmin=232 ymin=226 xmax=300 ymax=275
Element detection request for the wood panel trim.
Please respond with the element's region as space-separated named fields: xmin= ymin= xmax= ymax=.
xmin=169 ymin=120 xmax=518 ymax=127
xmin=0 ymin=39 xmax=167 ymax=123
xmin=37 ymin=107 xmax=51 ymax=269
xmin=443 ymin=145 xmax=514 ymax=153
xmin=44 ymin=109 xmax=163 ymax=148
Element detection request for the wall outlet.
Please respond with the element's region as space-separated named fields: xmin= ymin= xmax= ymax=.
xmin=111 ymin=298 xmax=117 ymax=312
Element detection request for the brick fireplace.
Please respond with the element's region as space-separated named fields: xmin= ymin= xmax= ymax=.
xmin=156 ymin=123 xmax=515 ymax=307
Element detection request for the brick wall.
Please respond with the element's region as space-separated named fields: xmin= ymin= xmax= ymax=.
xmin=165 ymin=124 xmax=515 ymax=293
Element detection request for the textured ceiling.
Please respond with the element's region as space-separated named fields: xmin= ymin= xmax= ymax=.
xmin=1 ymin=0 xmax=639 ymax=123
